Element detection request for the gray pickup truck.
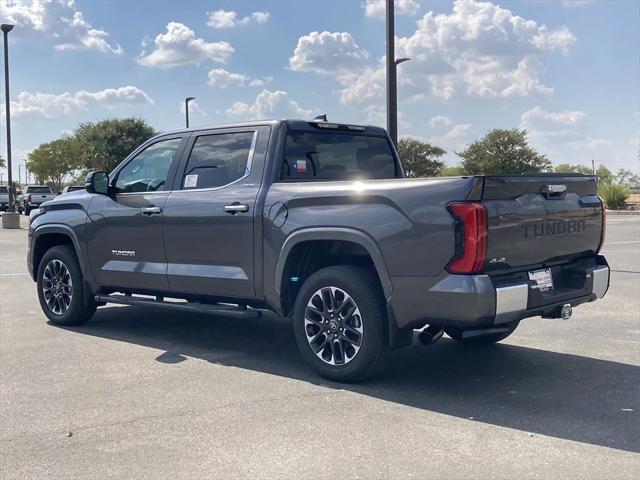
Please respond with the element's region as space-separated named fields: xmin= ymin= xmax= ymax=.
xmin=27 ymin=119 xmax=609 ymax=381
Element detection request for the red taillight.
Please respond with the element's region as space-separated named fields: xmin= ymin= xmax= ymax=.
xmin=447 ymin=202 xmax=488 ymax=274
xmin=597 ymin=196 xmax=606 ymax=253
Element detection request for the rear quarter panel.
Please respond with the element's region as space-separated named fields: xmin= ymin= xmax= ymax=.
xmin=262 ymin=177 xmax=479 ymax=308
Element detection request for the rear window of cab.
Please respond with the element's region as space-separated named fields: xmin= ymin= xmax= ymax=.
xmin=281 ymin=131 xmax=399 ymax=182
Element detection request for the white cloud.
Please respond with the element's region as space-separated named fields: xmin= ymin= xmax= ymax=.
xmin=207 ymin=68 xmax=249 ymax=88
xmin=519 ymin=106 xmax=619 ymax=168
xmin=362 ymin=0 xmax=421 ymax=18
xmin=339 ymin=0 xmax=576 ymax=104
xmin=289 ymin=31 xmax=370 ymax=74
xmin=339 ymin=66 xmax=385 ymax=104
xmin=206 ymin=9 xmax=270 ymax=28
xmin=226 ymin=89 xmax=312 ymax=120
xmin=137 ymin=22 xmax=234 ymax=68
xmin=429 ymin=115 xmax=454 ymax=128
xmin=1 ymin=86 xmax=153 ymax=119
xmin=561 ymin=0 xmax=594 ymax=6
xmin=206 ymin=68 xmax=272 ymax=89
xmin=0 ymin=0 xmax=122 ymax=53
xmin=430 ymin=123 xmax=472 ymax=144
xmin=520 ymin=106 xmax=587 ymax=133
xmin=179 ymin=100 xmax=207 ymax=117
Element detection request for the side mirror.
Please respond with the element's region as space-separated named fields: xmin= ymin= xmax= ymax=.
xmin=85 ymin=171 xmax=110 ymax=195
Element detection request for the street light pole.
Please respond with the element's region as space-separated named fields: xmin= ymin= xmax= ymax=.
xmin=2 ymin=24 xmax=15 ymax=212
xmin=386 ymin=0 xmax=397 ymax=146
xmin=185 ymin=97 xmax=195 ymax=128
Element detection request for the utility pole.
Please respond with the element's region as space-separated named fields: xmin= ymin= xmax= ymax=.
xmin=386 ymin=0 xmax=397 ymax=146
xmin=385 ymin=1 xmax=410 ymax=147
xmin=185 ymin=97 xmax=195 ymax=128
xmin=2 ymin=24 xmax=15 ymax=212
xmin=591 ymin=159 xmax=596 ymax=175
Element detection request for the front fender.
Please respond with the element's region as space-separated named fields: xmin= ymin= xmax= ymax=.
xmin=30 ymin=224 xmax=88 ymax=281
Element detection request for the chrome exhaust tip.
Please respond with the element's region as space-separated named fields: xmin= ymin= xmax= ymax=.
xmin=417 ymin=325 xmax=444 ymax=346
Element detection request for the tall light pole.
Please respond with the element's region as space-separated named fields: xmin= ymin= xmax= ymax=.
xmin=185 ymin=97 xmax=195 ymax=128
xmin=2 ymin=24 xmax=15 ymax=212
xmin=385 ymin=1 xmax=410 ymax=147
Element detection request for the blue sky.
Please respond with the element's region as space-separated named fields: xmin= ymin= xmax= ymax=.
xmin=1 ymin=0 xmax=638 ymax=182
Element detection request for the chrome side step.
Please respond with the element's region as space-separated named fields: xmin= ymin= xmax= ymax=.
xmin=94 ymin=294 xmax=261 ymax=319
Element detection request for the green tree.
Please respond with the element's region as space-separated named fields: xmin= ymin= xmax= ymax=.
xmin=0 ymin=154 xmax=5 ymax=169
xmin=596 ymin=164 xmax=614 ymax=184
xmin=616 ymin=168 xmax=640 ymax=189
xmin=440 ymin=166 xmax=466 ymax=176
xmin=554 ymin=163 xmax=592 ymax=175
xmin=397 ymin=137 xmax=446 ymax=177
xmin=27 ymin=137 xmax=84 ymax=192
xmin=75 ymin=118 xmax=158 ymax=172
xmin=457 ymin=129 xmax=551 ymax=175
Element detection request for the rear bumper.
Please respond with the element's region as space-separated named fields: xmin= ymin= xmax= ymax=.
xmin=388 ymin=255 xmax=609 ymax=333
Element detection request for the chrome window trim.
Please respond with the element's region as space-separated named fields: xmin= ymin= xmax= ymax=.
xmin=176 ymin=130 xmax=259 ymax=193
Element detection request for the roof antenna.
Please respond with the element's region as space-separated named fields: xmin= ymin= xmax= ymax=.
xmin=313 ymin=114 xmax=327 ymax=122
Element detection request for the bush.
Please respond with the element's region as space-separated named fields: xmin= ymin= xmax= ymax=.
xmin=598 ymin=183 xmax=630 ymax=210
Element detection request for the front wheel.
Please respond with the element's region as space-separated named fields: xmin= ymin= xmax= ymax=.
xmin=445 ymin=320 xmax=520 ymax=346
xmin=293 ymin=266 xmax=391 ymax=382
xmin=36 ymin=245 xmax=96 ymax=326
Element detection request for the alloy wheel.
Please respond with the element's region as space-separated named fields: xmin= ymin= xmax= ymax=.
xmin=304 ymin=287 xmax=364 ymax=366
xmin=42 ymin=259 xmax=73 ymax=315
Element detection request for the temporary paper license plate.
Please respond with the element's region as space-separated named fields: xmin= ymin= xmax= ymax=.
xmin=529 ymin=268 xmax=553 ymax=292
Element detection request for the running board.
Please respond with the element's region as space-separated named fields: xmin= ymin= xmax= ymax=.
xmin=94 ymin=294 xmax=261 ymax=319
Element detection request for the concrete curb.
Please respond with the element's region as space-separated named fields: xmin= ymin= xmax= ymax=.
xmin=606 ymin=209 xmax=640 ymax=215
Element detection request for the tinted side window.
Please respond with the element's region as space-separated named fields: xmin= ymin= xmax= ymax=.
xmin=115 ymin=138 xmax=182 ymax=194
xmin=182 ymin=132 xmax=255 ymax=190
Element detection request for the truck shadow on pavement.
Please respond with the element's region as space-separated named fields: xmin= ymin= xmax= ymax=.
xmin=64 ymin=305 xmax=639 ymax=454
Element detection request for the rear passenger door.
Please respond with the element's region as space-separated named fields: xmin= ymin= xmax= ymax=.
xmin=162 ymin=126 xmax=270 ymax=299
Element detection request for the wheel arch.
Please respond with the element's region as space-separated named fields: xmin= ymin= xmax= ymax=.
xmin=275 ymin=228 xmax=392 ymax=317
xmin=31 ymin=225 xmax=86 ymax=280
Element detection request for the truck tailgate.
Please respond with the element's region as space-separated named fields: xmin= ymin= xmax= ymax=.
xmin=481 ymin=175 xmax=603 ymax=272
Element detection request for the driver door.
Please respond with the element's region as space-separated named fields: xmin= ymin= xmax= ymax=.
xmin=86 ymin=135 xmax=187 ymax=291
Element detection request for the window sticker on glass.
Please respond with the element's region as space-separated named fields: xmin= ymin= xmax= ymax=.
xmin=295 ymin=159 xmax=308 ymax=173
xmin=184 ymin=174 xmax=198 ymax=189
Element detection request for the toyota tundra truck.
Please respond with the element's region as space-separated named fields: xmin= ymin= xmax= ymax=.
xmin=27 ymin=119 xmax=609 ymax=381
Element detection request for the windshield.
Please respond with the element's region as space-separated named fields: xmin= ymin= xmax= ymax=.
xmin=281 ymin=132 xmax=399 ymax=181
xmin=28 ymin=187 xmax=53 ymax=193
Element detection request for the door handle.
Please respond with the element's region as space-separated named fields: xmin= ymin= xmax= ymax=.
xmin=224 ymin=203 xmax=249 ymax=214
xmin=141 ymin=206 xmax=162 ymax=215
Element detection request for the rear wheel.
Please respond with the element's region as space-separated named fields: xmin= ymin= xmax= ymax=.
xmin=445 ymin=320 xmax=520 ymax=346
xmin=24 ymin=204 xmax=31 ymax=216
xmin=36 ymin=245 xmax=96 ymax=326
xmin=293 ymin=266 xmax=391 ymax=382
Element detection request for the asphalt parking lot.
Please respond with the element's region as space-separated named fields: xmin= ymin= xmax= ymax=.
xmin=1 ymin=215 xmax=638 ymax=479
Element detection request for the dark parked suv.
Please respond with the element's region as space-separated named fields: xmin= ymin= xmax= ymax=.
xmin=27 ymin=119 xmax=609 ymax=381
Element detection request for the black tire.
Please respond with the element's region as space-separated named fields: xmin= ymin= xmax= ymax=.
xmin=445 ymin=320 xmax=520 ymax=346
xmin=24 ymin=204 xmax=31 ymax=216
xmin=293 ymin=266 xmax=391 ymax=382
xmin=36 ymin=245 xmax=96 ymax=326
